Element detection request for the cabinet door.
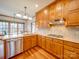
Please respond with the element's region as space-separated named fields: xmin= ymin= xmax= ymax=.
xmin=64 ymin=0 xmax=79 ymax=26
xmin=36 ymin=11 xmax=43 ymax=28
xmin=65 ymin=9 xmax=79 ymax=26
xmin=55 ymin=1 xmax=64 ymax=19
xmin=51 ymin=39 xmax=64 ymax=59
xmin=41 ymin=36 xmax=46 ymax=49
xmin=65 ymin=0 xmax=79 ymax=11
xmin=31 ymin=35 xmax=37 ymax=47
xmin=49 ymin=3 xmax=55 ymax=20
xmin=23 ymin=36 xmax=32 ymax=51
xmin=37 ymin=35 xmax=42 ymax=47
xmin=64 ymin=45 xmax=79 ymax=59
xmin=45 ymin=37 xmax=52 ymax=53
xmin=36 ymin=7 xmax=49 ymax=28
xmin=55 ymin=43 xmax=63 ymax=59
xmin=64 ymin=49 xmax=79 ymax=59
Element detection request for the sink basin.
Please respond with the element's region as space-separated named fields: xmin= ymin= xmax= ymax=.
xmin=48 ymin=34 xmax=63 ymax=38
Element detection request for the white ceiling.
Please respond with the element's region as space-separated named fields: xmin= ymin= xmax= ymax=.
xmin=0 ymin=0 xmax=55 ymax=17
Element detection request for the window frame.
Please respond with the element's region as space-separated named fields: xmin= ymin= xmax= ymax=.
xmin=0 ymin=20 xmax=25 ymax=35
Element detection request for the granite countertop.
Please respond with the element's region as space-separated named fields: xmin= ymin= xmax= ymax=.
xmin=0 ymin=33 xmax=79 ymax=43
xmin=39 ymin=34 xmax=63 ymax=40
xmin=0 ymin=33 xmax=36 ymax=41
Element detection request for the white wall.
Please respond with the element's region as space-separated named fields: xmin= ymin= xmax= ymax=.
xmin=36 ymin=25 xmax=79 ymax=43
xmin=25 ymin=18 xmax=36 ymax=33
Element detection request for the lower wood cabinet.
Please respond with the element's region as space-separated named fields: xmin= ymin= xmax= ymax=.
xmin=64 ymin=49 xmax=79 ymax=59
xmin=37 ymin=35 xmax=42 ymax=47
xmin=23 ymin=36 xmax=32 ymax=51
xmin=23 ymin=35 xmax=79 ymax=59
xmin=41 ymin=36 xmax=46 ymax=49
xmin=51 ymin=39 xmax=64 ymax=59
xmin=23 ymin=35 xmax=37 ymax=51
xmin=45 ymin=37 xmax=52 ymax=53
xmin=37 ymin=35 xmax=64 ymax=59
xmin=31 ymin=35 xmax=37 ymax=47
xmin=53 ymin=43 xmax=63 ymax=59
xmin=64 ymin=41 xmax=79 ymax=59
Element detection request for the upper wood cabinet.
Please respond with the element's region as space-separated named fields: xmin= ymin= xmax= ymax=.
xmin=36 ymin=7 xmax=49 ymax=28
xmin=64 ymin=0 xmax=79 ymax=26
xmin=36 ymin=0 xmax=79 ymax=27
xmin=55 ymin=1 xmax=64 ymax=19
xmin=64 ymin=0 xmax=79 ymax=11
xmin=49 ymin=3 xmax=56 ymax=21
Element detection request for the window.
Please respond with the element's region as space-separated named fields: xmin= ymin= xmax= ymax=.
xmin=0 ymin=22 xmax=9 ymax=35
xmin=18 ymin=23 xmax=24 ymax=34
xmin=10 ymin=23 xmax=18 ymax=35
xmin=0 ymin=22 xmax=3 ymax=33
xmin=0 ymin=21 xmax=24 ymax=35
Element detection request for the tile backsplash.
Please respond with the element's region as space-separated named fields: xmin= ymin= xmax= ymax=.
xmin=36 ymin=26 xmax=79 ymax=43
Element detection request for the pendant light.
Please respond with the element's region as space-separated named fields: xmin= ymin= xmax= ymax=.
xmin=23 ymin=6 xmax=28 ymax=19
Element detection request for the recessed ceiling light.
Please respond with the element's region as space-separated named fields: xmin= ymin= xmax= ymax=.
xmin=35 ymin=4 xmax=39 ymax=8
xmin=44 ymin=10 xmax=48 ymax=15
xmin=23 ymin=16 xmax=28 ymax=19
xmin=16 ymin=14 xmax=22 ymax=17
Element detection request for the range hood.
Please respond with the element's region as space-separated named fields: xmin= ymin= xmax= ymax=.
xmin=49 ymin=18 xmax=65 ymax=26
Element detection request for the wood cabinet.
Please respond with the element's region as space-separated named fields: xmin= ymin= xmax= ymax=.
xmin=45 ymin=37 xmax=52 ymax=53
xmin=36 ymin=11 xmax=43 ymax=28
xmin=55 ymin=1 xmax=64 ymax=19
xmin=37 ymin=35 xmax=42 ymax=47
xmin=64 ymin=41 xmax=79 ymax=59
xmin=36 ymin=0 xmax=79 ymax=27
xmin=37 ymin=35 xmax=79 ymax=59
xmin=51 ymin=39 xmax=64 ymax=59
xmin=37 ymin=35 xmax=64 ymax=59
xmin=23 ymin=35 xmax=79 ymax=59
xmin=36 ymin=7 xmax=49 ymax=28
xmin=23 ymin=36 xmax=32 ymax=51
xmin=23 ymin=35 xmax=37 ymax=51
xmin=31 ymin=35 xmax=37 ymax=47
xmin=49 ymin=3 xmax=56 ymax=21
xmin=41 ymin=36 xmax=46 ymax=49
xmin=64 ymin=0 xmax=79 ymax=26
xmin=64 ymin=0 xmax=79 ymax=11
xmin=65 ymin=8 xmax=79 ymax=26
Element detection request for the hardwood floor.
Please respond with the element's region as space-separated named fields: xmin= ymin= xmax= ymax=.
xmin=10 ymin=47 xmax=57 ymax=59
